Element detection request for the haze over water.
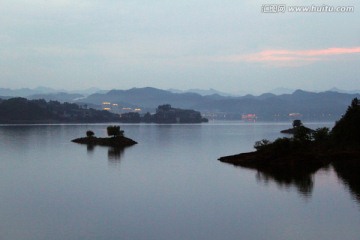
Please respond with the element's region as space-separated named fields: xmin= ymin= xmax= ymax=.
xmin=1 ymin=122 xmax=359 ymax=240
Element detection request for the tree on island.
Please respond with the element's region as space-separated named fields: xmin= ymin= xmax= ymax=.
xmin=86 ymin=130 xmax=95 ymax=138
xmin=281 ymin=119 xmax=315 ymax=135
xmin=292 ymin=119 xmax=303 ymax=128
xmin=107 ymin=125 xmax=124 ymax=138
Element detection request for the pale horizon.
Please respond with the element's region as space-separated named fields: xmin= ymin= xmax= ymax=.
xmin=1 ymin=85 xmax=360 ymax=97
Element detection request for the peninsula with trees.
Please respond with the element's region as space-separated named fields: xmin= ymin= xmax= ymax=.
xmin=72 ymin=125 xmax=137 ymax=148
xmin=0 ymin=98 xmax=119 ymax=124
xmin=219 ymin=98 xmax=360 ymax=170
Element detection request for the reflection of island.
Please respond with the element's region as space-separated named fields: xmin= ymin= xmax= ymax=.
xmin=255 ymin=169 xmax=314 ymax=197
xmin=219 ymin=98 xmax=360 ymax=197
xmin=87 ymin=144 xmax=95 ymax=154
xmin=107 ymin=147 xmax=125 ymax=167
xmin=108 ymin=147 xmax=124 ymax=161
xmin=219 ymin=151 xmax=329 ymax=196
xmin=85 ymin=143 xmax=125 ymax=165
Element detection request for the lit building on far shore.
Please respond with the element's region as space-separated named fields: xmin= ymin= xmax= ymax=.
xmin=102 ymin=102 xmax=111 ymax=111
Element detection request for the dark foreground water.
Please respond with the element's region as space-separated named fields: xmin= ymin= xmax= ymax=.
xmin=0 ymin=122 xmax=359 ymax=240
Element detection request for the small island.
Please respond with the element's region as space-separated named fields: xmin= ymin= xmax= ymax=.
xmin=280 ymin=119 xmax=314 ymax=134
xmin=72 ymin=125 xmax=137 ymax=148
xmin=219 ymin=98 xmax=360 ymax=169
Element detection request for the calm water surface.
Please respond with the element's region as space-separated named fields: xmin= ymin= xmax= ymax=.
xmin=0 ymin=122 xmax=359 ymax=240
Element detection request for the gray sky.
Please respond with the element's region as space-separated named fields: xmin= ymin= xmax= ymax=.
xmin=1 ymin=0 xmax=359 ymax=94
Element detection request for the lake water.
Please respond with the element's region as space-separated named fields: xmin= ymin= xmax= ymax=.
xmin=0 ymin=122 xmax=359 ymax=240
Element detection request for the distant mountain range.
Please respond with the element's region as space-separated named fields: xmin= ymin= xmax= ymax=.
xmin=0 ymin=87 xmax=105 ymax=101
xmin=1 ymin=86 xmax=360 ymax=121
xmin=167 ymin=88 xmax=239 ymax=96
xmin=76 ymin=87 xmax=360 ymax=121
xmin=327 ymin=87 xmax=360 ymax=95
xmin=1 ymin=86 xmax=359 ymax=99
xmin=27 ymin=92 xmax=85 ymax=102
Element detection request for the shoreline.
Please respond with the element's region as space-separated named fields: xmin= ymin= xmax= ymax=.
xmin=218 ymin=149 xmax=360 ymax=169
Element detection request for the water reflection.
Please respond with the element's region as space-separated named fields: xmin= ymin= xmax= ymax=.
xmin=84 ymin=144 xmax=125 ymax=165
xmin=108 ymin=147 xmax=124 ymax=163
xmin=223 ymin=157 xmax=360 ymax=203
xmin=0 ymin=125 xmax=53 ymax=149
xmin=255 ymin=163 xmax=328 ymax=197
xmin=333 ymin=160 xmax=360 ymax=204
xmin=255 ymin=170 xmax=315 ymax=197
xmin=222 ymin=160 xmax=331 ymax=197
xmin=86 ymin=144 xmax=95 ymax=153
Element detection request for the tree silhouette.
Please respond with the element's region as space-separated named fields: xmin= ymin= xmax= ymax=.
xmin=86 ymin=130 xmax=95 ymax=138
xmin=312 ymin=127 xmax=330 ymax=142
xmin=294 ymin=126 xmax=312 ymax=142
xmin=331 ymin=98 xmax=360 ymax=145
xmin=292 ymin=119 xmax=303 ymax=128
xmin=107 ymin=126 xmax=124 ymax=137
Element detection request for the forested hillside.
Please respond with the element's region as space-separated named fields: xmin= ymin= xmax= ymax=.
xmin=0 ymin=98 xmax=119 ymax=124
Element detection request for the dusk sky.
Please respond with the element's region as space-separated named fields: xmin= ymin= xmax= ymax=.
xmin=1 ymin=0 xmax=359 ymax=94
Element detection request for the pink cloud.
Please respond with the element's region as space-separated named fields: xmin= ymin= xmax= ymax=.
xmin=217 ymin=47 xmax=360 ymax=67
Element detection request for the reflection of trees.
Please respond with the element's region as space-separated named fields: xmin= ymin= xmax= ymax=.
xmin=333 ymin=160 xmax=360 ymax=203
xmin=225 ymin=157 xmax=360 ymax=203
xmin=85 ymin=145 xmax=125 ymax=165
xmin=223 ymin=158 xmax=330 ymax=197
xmin=256 ymin=169 xmax=316 ymax=196
xmin=252 ymin=163 xmax=323 ymax=197
xmin=87 ymin=144 xmax=95 ymax=153
xmin=108 ymin=147 xmax=124 ymax=164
